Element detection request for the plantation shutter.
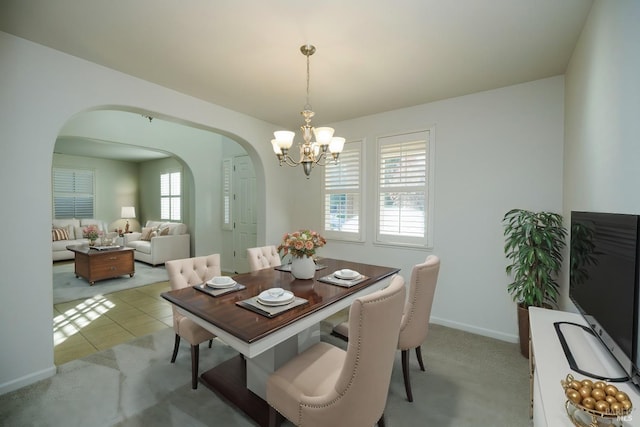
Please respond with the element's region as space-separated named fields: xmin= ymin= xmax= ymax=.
xmin=53 ymin=168 xmax=94 ymax=219
xmin=377 ymin=131 xmax=429 ymax=244
xmin=323 ymin=140 xmax=361 ymax=239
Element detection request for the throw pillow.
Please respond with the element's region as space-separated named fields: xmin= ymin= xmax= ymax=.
xmin=159 ymin=226 xmax=170 ymax=236
xmin=52 ymin=228 xmax=69 ymax=241
xmin=140 ymin=227 xmax=153 ymax=241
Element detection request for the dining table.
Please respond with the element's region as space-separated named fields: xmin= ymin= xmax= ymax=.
xmin=161 ymin=257 xmax=400 ymax=426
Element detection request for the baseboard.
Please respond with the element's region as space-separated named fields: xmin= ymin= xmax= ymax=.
xmin=0 ymin=365 xmax=56 ymax=396
xmin=430 ymin=316 xmax=519 ymax=343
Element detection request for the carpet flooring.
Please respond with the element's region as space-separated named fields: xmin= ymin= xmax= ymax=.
xmin=53 ymin=261 xmax=168 ymax=304
xmin=0 ymin=321 xmax=532 ymax=426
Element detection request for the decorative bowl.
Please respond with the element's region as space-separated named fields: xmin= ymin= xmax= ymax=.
xmin=561 ymin=373 xmax=632 ymax=426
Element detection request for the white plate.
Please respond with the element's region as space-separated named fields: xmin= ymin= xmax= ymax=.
xmin=258 ymin=290 xmax=294 ymax=306
xmin=206 ymin=277 xmax=236 ymax=289
xmin=334 ymin=269 xmax=361 ymax=280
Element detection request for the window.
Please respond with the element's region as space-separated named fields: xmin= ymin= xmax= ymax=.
xmin=53 ymin=168 xmax=94 ymax=218
xmin=222 ymin=159 xmax=233 ymax=230
xmin=322 ymin=140 xmax=362 ymax=241
xmin=161 ymin=171 xmax=181 ymax=221
xmin=376 ymin=130 xmax=434 ymax=247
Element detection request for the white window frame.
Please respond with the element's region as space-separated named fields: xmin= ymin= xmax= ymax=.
xmin=160 ymin=170 xmax=182 ymax=221
xmin=222 ymin=158 xmax=233 ymax=231
xmin=321 ymin=139 xmax=364 ymax=242
xmin=52 ymin=168 xmax=95 ymax=219
xmin=375 ymin=128 xmax=435 ymax=248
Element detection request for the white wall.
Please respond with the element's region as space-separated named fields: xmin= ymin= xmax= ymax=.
xmin=294 ymin=77 xmax=566 ymax=342
xmin=561 ymin=1 xmax=640 ymax=309
xmin=0 ymin=31 xmax=291 ymax=394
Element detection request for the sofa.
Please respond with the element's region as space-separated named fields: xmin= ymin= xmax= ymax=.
xmin=52 ymin=218 xmax=109 ymax=261
xmin=124 ymin=220 xmax=190 ymax=266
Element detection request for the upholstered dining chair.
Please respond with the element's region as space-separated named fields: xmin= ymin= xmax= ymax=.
xmin=266 ymin=275 xmax=406 ymax=427
xmin=165 ymin=254 xmax=220 ymax=389
xmin=247 ymin=245 xmax=282 ymax=272
xmin=333 ymin=255 xmax=441 ymax=402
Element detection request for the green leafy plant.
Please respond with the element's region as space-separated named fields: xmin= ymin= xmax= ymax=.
xmin=503 ymin=209 xmax=567 ymax=308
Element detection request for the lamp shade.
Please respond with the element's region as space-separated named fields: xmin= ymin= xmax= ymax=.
xmin=121 ymin=206 xmax=136 ymax=219
xmin=313 ymin=127 xmax=335 ymax=146
xmin=329 ymin=137 xmax=345 ymax=153
xmin=273 ymin=131 xmax=295 ymax=150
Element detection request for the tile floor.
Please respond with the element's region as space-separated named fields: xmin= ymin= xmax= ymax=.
xmin=52 ymin=281 xmax=173 ymax=365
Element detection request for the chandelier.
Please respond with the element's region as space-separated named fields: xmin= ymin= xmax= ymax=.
xmin=271 ymin=44 xmax=345 ymax=177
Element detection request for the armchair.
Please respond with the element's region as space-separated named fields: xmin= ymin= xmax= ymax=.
xmin=247 ymin=245 xmax=282 ymax=272
xmin=333 ymin=255 xmax=441 ymax=402
xmin=165 ymin=254 xmax=220 ymax=389
xmin=267 ymin=275 xmax=406 ymax=427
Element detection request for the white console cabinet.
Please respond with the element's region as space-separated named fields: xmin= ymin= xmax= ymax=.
xmin=529 ymin=307 xmax=640 ymax=426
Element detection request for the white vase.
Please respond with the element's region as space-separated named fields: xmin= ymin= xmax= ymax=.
xmin=291 ymin=255 xmax=315 ymax=279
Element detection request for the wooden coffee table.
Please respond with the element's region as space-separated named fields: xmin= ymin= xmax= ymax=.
xmin=66 ymin=244 xmax=135 ymax=285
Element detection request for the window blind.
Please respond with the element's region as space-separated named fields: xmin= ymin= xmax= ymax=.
xmin=323 ymin=140 xmax=361 ymax=238
xmin=377 ymin=131 xmax=429 ymax=244
xmin=222 ymin=159 xmax=233 ymax=230
xmin=161 ymin=171 xmax=181 ymax=221
xmin=53 ymin=168 xmax=94 ymax=219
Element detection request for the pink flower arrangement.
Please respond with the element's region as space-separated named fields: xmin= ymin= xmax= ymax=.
xmin=82 ymin=224 xmax=102 ymax=241
xmin=278 ymin=229 xmax=326 ymax=258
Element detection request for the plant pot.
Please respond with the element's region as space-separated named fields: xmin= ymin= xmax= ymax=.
xmin=290 ymin=255 xmax=315 ymax=279
xmin=517 ymin=303 xmax=530 ymax=358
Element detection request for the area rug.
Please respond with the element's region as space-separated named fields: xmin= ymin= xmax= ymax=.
xmin=0 ymin=324 xmax=531 ymax=427
xmin=53 ymin=261 xmax=168 ymax=304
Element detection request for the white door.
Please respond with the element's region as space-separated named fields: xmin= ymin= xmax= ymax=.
xmin=232 ymin=155 xmax=257 ymax=273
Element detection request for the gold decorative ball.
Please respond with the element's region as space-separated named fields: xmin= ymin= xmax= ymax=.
xmin=581 ymin=379 xmax=594 ymax=388
xmin=590 ymin=388 xmax=605 ymax=402
xmin=570 ymin=380 xmax=582 ymax=390
xmin=566 ymin=388 xmax=582 ymax=404
xmin=581 ymin=397 xmax=596 ymax=410
xmin=604 ymin=385 xmax=619 ymax=396
xmin=595 ymin=400 xmax=610 ymax=413
xmin=579 ymin=386 xmax=592 ymax=399
xmin=616 ymin=391 xmax=629 ymax=402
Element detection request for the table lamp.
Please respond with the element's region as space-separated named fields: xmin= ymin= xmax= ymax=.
xmin=121 ymin=206 xmax=136 ymax=233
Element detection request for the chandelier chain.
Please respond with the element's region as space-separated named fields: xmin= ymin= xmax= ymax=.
xmin=305 ymin=49 xmax=311 ymax=111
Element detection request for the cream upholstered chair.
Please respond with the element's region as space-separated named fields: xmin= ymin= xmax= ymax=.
xmin=333 ymin=255 xmax=441 ymax=402
xmin=266 ymin=275 xmax=406 ymax=427
xmin=247 ymin=245 xmax=282 ymax=272
xmin=165 ymin=254 xmax=220 ymax=389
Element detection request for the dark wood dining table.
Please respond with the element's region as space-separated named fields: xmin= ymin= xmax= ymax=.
xmin=161 ymin=257 xmax=400 ymax=426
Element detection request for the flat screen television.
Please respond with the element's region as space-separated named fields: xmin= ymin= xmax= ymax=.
xmin=569 ymin=211 xmax=640 ymax=386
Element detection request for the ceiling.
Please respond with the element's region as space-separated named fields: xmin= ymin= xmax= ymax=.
xmin=1 ymin=0 xmax=593 ymax=160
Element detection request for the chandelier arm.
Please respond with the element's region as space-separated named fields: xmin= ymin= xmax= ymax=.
xmin=282 ymin=154 xmax=301 ymax=167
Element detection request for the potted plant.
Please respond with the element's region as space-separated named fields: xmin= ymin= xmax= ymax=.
xmin=503 ymin=209 xmax=567 ymax=357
